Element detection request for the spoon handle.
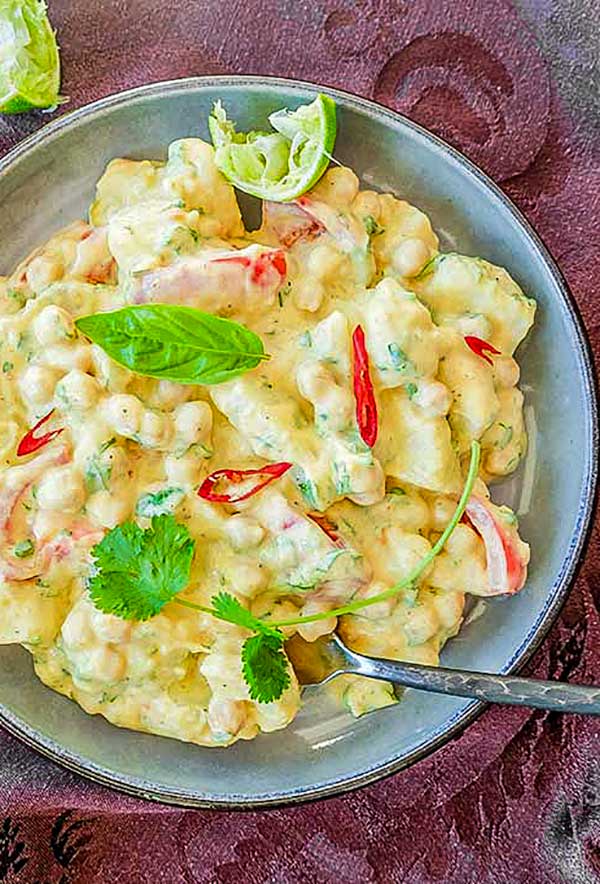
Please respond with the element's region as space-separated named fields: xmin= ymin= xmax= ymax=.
xmin=347 ymin=652 xmax=600 ymax=715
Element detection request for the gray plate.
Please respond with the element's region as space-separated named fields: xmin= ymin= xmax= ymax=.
xmin=0 ymin=76 xmax=597 ymax=808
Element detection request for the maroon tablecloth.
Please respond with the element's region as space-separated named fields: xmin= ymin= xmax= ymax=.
xmin=1 ymin=1 xmax=599 ymax=881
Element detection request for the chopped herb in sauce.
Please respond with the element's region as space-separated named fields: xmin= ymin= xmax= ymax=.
xmin=14 ymin=539 xmax=35 ymax=558
xmin=388 ymin=342 xmax=411 ymax=373
xmin=363 ymin=215 xmax=384 ymax=237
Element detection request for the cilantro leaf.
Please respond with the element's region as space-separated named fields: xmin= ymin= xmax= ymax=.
xmin=89 ymin=514 xmax=195 ymax=620
xmin=241 ymin=632 xmax=291 ymax=703
xmin=210 ymin=591 xmax=279 ymax=636
xmin=211 ymin=592 xmax=290 ymax=702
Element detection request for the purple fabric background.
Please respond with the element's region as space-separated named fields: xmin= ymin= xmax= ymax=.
xmin=1 ymin=1 xmax=599 ymax=881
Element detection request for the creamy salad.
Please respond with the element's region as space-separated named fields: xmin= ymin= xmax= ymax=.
xmin=0 ymin=99 xmax=535 ymax=747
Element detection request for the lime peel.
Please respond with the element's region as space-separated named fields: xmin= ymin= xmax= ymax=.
xmin=209 ymin=93 xmax=337 ymax=202
xmin=0 ymin=0 xmax=63 ymax=114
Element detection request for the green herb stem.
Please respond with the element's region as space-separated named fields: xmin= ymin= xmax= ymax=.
xmin=173 ymin=441 xmax=480 ymax=631
xmin=174 ymin=598 xmax=214 ymax=616
xmin=266 ymin=440 xmax=480 ymax=628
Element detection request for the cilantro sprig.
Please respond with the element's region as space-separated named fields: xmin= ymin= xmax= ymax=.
xmin=202 ymin=592 xmax=290 ymax=703
xmin=89 ymin=514 xmax=195 ymax=620
xmin=88 ymin=518 xmax=291 ymax=703
xmin=86 ymin=443 xmax=480 ymax=705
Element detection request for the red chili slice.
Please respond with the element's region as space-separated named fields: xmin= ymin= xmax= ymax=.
xmin=17 ymin=410 xmax=64 ymax=457
xmin=306 ymin=512 xmax=345 ymax=548
xmin=352 ymin=324 xmax=378 ymax=448
xmin=464 ymin=335 xmax=501 ymax=366
xmin=197 ymin=461 xmax=293 ymax=503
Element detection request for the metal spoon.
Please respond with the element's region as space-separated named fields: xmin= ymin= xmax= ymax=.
xmin=285 ymin=633 xmax=600 ymax=715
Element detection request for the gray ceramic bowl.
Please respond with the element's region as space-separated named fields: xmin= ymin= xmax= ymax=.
xmin=0 ymin=76 xmax=597 ymax=808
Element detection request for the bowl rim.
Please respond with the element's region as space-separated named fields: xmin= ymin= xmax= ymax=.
xmin=0 ymin=74 xmax=597 ymax=809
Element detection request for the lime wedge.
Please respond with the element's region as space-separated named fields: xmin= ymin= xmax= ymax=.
xmin=0 ymin=0 xmax=62 ymax=114
xmin=209 ymin=94 xmax=337 ymax=202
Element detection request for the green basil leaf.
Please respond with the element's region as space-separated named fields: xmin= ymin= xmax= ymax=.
xmin=75 ymin=305 xmax=268 ymax=385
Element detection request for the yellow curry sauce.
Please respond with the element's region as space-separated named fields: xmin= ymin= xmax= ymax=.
xmin=0 ymin=138 xmax=534 ymax=746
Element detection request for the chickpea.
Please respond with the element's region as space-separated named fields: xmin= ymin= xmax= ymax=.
xmin=429 ymin=496 xmax=456 ymax=532
xmin=71 ymin=228 xmax=112 ymax=279
xmin=297 ymin=599 xmax=337 ymax=642
xmin=36 ymin=466 xmax=85 ymax=513
xmin=403 ymin=603 xmax=440 ymax=646
xmin=413 ymin=380 xmax=451 ymax=417
xmin=381 ymin=528 xmax=432 ymax=583
xmin=102 ymin=394 xmax=144 ymax=437
xmin=41 ymin=343 xmax=92 ymax=372
xmin=293 ymin=278 xmax=324 ymax=312
xmin=55 ymin=369 xmax=101 ymax=411
xmin=86 ymin=491 xmax=131 ymax=528
xmin=32 ymin=305 xmax=75 ymax=346
xmin=230 ymin=563 xmax=267 ymax=599
xmin=346 ymin=459 xmax=386 ymax=506
xmin=18 ymin=365 xmax=60 ymax=406
xmin=224 ymin=514 xmax=264 ymax=550
xmin=174 ymin=401 xmax=213 ymax=448
xmin=91 ymin=345 xmax=131 ymax=392
xmin=307 ymin=243 xmax=343 ymax=278
xmin=61 ymin=606 xmax=94 ymax=650
xmin=296 ymin=361 xmax=353 ymax=430
xmin=392 ymin=238 xmax=430 ymax=277
xmin=147 ymin=380 xmax=191 ymax=410
xmin=445 ymin=523 xmax=480 ymax=558
xmin=493 ymin=355 xmax=520 ymax=389
xmin=25 ymin=254 xmax=64 ymax=292
xmin=313 ymin=167 xmax=359 ymax=205
xmin=351 ymin=580 xmax=396 ymax=621
xmin=164 ymin=453 xmax=202 ymax=485
xmin=352 ymin=190 xmax=380 ymax=219
xmin=433 ymin=591 xmax=464 ymax=630
xmin=208 ymin=697 xmax=247 ymax=737
xmin=89 ymin=608 xmax=132 ymax=643
xmin=138 ymin=411 xmax=173 ymax=450
xmin=295 ymin=360 xmax=327 ymax=401
xmin=87 ymin=646 xmax=126 ymax=683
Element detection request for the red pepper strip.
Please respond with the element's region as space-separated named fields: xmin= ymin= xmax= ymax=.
xmin=251 ymin=249 xmax=287 ymax=283
xmin=197 ymin=461 xmax=293 ymax=503
xmin=464 ymin=335 xmax=501 ymax=366
xmin=465 ymin=497 xmax=527 ymax=594
xmin=211 ymin=255 xmax=251 ymax=268
xmin=17 ymin=409 xmax=64 ymax=457
xmin=211 ymin=250 xmax=287 ymax=284
xmin=306 ymin=512 xmax=345 ymax=549
xmin=352 ymin=324 xmax=378 ymax=448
